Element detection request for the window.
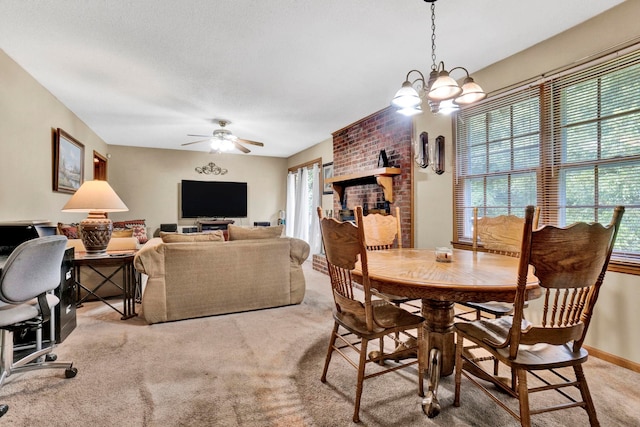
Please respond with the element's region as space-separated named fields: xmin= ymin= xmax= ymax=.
xmin=454 ymin=48 xmax=640 ymax=272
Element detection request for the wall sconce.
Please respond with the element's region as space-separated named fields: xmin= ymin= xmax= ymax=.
xmin=415 ymin=132 xmax=445 ymax=175
xmin=195 ymin=162 xmax=228 ymax=175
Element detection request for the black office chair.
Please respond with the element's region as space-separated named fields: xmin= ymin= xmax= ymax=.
xmin=0 ymin=235 xmax=77 ymax=407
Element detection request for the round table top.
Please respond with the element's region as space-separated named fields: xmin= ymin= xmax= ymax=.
xmin=353 ymin=248 xmax=541 ymax=303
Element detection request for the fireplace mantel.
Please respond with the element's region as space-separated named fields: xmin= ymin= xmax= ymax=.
xmin=325 ymin=167 xmax=401 ymax=204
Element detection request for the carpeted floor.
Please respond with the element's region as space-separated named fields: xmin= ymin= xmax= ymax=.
xmin=1 ymin=262 xmax=639 ymax=426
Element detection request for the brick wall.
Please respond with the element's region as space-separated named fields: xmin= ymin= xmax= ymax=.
xmin=331 ymin=107 xmax=413 ymax=248
xmin=312 ymin=253 xmax=328 ymax=275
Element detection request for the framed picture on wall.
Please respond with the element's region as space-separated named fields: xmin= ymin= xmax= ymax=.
xmin=322 ymin=162 xmax=333 ymax=194
xmin=53 ymin=128 xmax=84 ymax=193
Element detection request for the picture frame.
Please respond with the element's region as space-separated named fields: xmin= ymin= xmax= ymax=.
xmin=322 ymin=162 xmax=334 ymax=195
xmin=53 ymin=128 xmax=84 ymax=193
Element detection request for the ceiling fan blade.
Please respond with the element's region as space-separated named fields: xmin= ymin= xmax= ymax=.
xmin=233 ymin=140 xmax=251 ymax=153
xmin=181 ymin=138 xmax=210 ymax=146
xmin=237 ymin=138 xmax=264 ymax=147
xmin=187 ymin=134 xmax=211 ymax=138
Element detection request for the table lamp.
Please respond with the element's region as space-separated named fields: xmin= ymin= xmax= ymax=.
xmin=61 ymin=180 xmax=129 ymax=255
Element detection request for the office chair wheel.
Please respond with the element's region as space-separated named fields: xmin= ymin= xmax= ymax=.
xmin=0 ymin=404 xmax=8 ymax=417
xmin=45 ymin=353 xmax=57 ymax=362
xmin=65 ymin=367 xmax=78 ymax=378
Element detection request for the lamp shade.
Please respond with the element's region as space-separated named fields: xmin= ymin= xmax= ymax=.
xmin=391 ymin=81 xmax=422 ymax=108
xmin=428 ymin=71 xmax=463 ymax=101
xmin=61 ymin=180 xmax=128 ymax=213
xmin=454 ymin=77 xmax=487 ymax=105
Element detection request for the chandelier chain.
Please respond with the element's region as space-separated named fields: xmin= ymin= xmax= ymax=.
xmin=430 ymin=2 xmax=437 ymax=70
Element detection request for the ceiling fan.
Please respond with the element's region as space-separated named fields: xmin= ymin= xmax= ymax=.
xmin=182 ymin=120 xmax=264 ymax=153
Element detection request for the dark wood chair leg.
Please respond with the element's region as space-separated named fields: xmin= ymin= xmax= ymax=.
xmin=321 ymin=322 xmax=339 ymax=382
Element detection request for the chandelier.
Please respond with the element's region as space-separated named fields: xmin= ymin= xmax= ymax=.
xmin=391 ymin=0 xmax=487 ymax=116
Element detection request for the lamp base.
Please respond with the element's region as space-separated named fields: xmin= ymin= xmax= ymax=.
xmin=80 ymin=218 xmax=113 ymax=255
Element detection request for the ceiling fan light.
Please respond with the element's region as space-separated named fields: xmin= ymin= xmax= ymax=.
xmin=454 ymin=77 xmax=487 ymax=105
xmin=428 ymin=71 xmax=462 ymax=101
xmin=221 ymin=139 xmax=234 ymax=152
xmin=391 ymin=81 xmax=422 ymax=108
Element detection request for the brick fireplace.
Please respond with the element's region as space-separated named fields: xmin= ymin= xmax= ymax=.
xmin=313 ymin=107 xmax=413 ymax=274
xmin=331 ymin=106 xmax=413 ymax=247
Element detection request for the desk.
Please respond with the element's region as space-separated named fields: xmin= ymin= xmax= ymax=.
xmin=352 ymin=248 xmax=540 ymax=417
xmin=73 ymin=251 xmax=138 ymax=320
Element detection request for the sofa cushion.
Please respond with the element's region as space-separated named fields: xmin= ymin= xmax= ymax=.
xmin=160 ymin=231 xmax=224 ymax=243
xmin=228 ymin=224 xmax=283 ymax=240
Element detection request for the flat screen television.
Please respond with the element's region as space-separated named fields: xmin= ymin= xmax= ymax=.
xmin=181 ymin=180 xmax=248 ymax=218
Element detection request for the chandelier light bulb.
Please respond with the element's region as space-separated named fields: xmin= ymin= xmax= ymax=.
xmin=397 ymin=105 xmax=423 ymax=116
xmin=437 ymin=99 xmax=460 ymax=115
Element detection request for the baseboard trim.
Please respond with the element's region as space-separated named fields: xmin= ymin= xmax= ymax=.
xmin=585 ymin=345 xmax=640 ymax=373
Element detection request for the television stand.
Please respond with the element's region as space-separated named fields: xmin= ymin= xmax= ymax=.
xmin=197 ymin=220 xmax=234 ymax=237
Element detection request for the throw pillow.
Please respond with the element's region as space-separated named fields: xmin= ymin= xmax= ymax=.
xmin=113 ymin=219 xmax=148 ymax=244
xmin=58 ymin=222 xmax=80 ymax=239
xmin=160 ymin=231 xmax=225 ymax=243
xmin=111 ymin=228 xmax=134 ymax=238
xmin=227 ymin=224 xmax=284 ymax=240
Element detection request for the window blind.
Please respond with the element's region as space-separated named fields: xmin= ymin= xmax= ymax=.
xmin=454 ymin=48 xmax=640 ymax=265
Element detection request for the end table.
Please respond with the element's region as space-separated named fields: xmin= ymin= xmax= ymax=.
xmin=73 ymin=251 xmax=138 ymax=320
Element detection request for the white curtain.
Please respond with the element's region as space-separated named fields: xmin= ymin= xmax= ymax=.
xmin=293 ymin=167 xmax=309 ymax=241
xmin=285 ymin=164 xmax=322 ymax=254
xmin=308 ymin=164 xmax=321 ymax=254
xmin=285 ymin=172 xmax=296 ymax=237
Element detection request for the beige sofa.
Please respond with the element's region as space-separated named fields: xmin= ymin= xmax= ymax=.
xmin=133 ymin=228 xmax=310 ymax=324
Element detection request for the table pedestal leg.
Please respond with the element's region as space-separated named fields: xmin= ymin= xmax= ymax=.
xmin=422 ymin=347 xmax=442 ymax=417
xmin=420 ymin=299 xmax=455 ymax=418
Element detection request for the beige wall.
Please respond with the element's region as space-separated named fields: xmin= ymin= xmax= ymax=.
xmin=1 ymin=48 xmax=288 ymax=233
xmin=0 ymin=49 xmax=109 ymax=222
xmin=106 ymin=146 xmax=288 ymax=233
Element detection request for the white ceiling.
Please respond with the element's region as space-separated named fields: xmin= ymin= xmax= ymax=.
xmin=0 ymin=0 xmax=625 ymax=158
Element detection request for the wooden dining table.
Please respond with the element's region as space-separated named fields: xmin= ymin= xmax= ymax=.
xmin=352 ymin=248 xmax=541 ymax=418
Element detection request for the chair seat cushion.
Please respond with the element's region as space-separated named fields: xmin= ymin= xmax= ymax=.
xmin=455 ymin=317 xmax=588 ymax=369
xmin=0 ymin=294 xmax=59 ymax=327
xmin=335 ymin=300 xmax=423 ymax=337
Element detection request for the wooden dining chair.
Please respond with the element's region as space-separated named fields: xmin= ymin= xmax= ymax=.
xmin=317 ymin=206 xmax=424 ymax=423
xmin=360 ymin=206 xmax=402 ymax=250
xmin=455 ymin=207 xmax=541 ymax=322
xmin=454 ymin=205 xmax=624 ymax=427
xmin=358 ymin=207 xmax=421 ymax=315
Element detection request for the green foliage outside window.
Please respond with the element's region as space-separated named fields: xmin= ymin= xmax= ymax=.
xmin=455 ymin=49 xmax=640 ymax=264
